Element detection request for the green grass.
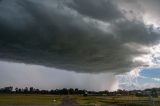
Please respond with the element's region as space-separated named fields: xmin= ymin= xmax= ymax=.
xmin=0 ymin=94 xmax=62 ymax=106
xmin=0 ymin=94 xmax=159 ymax=106
xmin=70 ymin=95 xmax=160 ymax=106
xmin=70 ymin=96 xmax=111 ymax=105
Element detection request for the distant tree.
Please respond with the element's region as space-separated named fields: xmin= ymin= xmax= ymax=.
xmin=41 ymin=90 xmax=49 ymax=94
xmin=15 ymin=88 xmax=19 ymax=93
xmin=0 ymin=86 xmax=13 ymax=93
xmin=18 ymin=88 xmax=22 ymax=93
xmin=75 ymin=88 xmax=79 ymax=94
xmin=69 ymin=88 xmax=74 ymax=95
xmin=29 ymin=87 xmax=35 ymax=93
xmin=35 ymin=89 xmax=40 ymax=93
xmin=78 ymin=89 xmax=85 ymax=95
xmin=24 ymin=87 xmax=29 ymax=93
xmin=117 ymin=89 xmax=123 ymax=95
xmin=50 ymin=90 xmax=55 ymax=94
xmin=62 ymin=88 xmax=68 ymax=95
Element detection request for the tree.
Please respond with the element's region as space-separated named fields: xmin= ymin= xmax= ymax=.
xmin=24 ymin=87 xmax=29 ymax=93
xmin=15 ymin=88 xmax=19 ymax=93
xmin=69 ymin=88 xmax=74 ymax=95
xmin=0 ymin=86 xmax=13 ymax=93
xmin=75 ymin=88 xmax=79 ymax=94
xmin=29 ymin=87 xmax=35 ymax=93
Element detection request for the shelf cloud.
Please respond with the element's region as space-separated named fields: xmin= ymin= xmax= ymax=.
xmin=0 ymin=0 xmax=160 ymax=73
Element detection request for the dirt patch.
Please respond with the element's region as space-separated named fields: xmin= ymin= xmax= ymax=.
xmin=59 ymin=96 xmax=78 ymax=106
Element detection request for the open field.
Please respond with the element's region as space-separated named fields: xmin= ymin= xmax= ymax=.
xmin=0 ymin=94 xmax=159 ymax=106
xmin=0 ymin=94 xmax=62 ymax=106
xmin=71 ymin=95 xmax=160 ymax=106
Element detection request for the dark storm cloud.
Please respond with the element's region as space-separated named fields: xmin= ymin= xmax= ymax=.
xmin=67 ymin=0 xmax=123 ymax=21
xmin=0 ymin=0 xmax=160 ymax=73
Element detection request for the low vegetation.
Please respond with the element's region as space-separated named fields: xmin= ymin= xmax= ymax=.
xmin=0 ymin=94 xmax=62 ymax=105
xmin=0 ymin=94 xmax=159 ymax=106
xmin=0 ymin=86 xmax=160 ymax=106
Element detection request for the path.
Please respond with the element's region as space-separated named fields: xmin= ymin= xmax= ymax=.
xmin=59 ymin=96 xmax=77 ymax=106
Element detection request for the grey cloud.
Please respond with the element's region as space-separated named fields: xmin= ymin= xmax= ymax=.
xmin=113 ymin=20 xmax=160 ymax=45
xmin=0 ymin=0 xmax=160 ymax=73
xmin=67 ymin=0 xmax=123 ymax=21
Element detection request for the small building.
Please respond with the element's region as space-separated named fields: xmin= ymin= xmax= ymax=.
xmin=143 ymin=90 xmax=153 ymax=96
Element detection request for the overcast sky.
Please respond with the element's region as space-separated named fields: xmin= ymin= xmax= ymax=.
xmin=0 ymin=0 xmax=160 ymax=91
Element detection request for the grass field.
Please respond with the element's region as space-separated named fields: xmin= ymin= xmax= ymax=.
xmin=0 ymin=94 xmax=159 ymax=106
xmin=0 ymin=94 xmax=62 ymax=105
xmin=71 ymin=95 xmax=160 ymax=106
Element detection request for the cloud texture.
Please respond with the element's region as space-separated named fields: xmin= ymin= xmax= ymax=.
xmin=0 ymin=0 xmax=160 ymax=73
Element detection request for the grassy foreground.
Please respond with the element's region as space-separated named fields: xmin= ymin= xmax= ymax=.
xmin=71 ymin=95 xmax=160 ymax=106
xmin=0 ymin=94 xmax=159 ymax=106
xmin=0 ymin=94 xmax=62 ymax=105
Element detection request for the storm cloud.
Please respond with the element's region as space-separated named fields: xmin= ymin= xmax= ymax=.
xmin=0 ymin=0 xmax=160 ymax=73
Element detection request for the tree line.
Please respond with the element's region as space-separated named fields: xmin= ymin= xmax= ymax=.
xmin=0 ymin=86 xmax=121 ymax=95
xmin=0 ymin=86 xmax=140 ymax=96
xmin=0 ymin=86 xmax=159 ymax=97
xmin=0 ymin=86 xmax=86 ymax=95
